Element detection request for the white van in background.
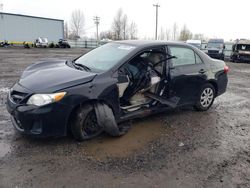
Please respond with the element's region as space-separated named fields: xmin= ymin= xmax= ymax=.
xmin=186 ymin=39 xmax=202 ymax=49
xmin=34 ymin=37 xmax=48 ymax=48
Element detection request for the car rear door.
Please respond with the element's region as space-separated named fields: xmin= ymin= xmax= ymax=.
xmin=167 ymin=45 xmax=208 ymax=105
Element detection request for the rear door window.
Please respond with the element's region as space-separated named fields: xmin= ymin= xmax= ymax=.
xmin=195 ymin=53 xmax=203 ymax=64
xmin=169 ymin=46 xmax=196 ymax=67
xmin=169 ymin=46 xmax=203 ymax=66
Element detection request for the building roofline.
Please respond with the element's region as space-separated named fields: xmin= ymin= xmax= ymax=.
xmin=0 ymin=12 xmax=63 ymax=22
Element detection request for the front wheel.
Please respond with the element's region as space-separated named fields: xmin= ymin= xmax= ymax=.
xmin=194 ymin=83 xmax=215 ymax=111
xmin=70 ymin=104 xmax=103 ymax=141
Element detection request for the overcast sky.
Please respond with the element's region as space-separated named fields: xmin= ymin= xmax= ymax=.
xmin=1 ymin=0 xmax=249 ymax=40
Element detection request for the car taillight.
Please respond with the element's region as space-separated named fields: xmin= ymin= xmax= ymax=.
xmin=224 ymin=65 xmax=229 ymax=73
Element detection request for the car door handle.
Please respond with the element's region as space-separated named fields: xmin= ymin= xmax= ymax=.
xmin=199 ymin=69 xmax=206 ymax=74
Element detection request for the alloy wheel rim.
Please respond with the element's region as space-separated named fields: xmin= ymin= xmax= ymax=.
xmin=200 ymin=88 xmax=214 ymax=108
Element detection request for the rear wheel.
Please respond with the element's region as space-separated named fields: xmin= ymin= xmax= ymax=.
xmin=194 ymin=83 xmax=215 ymax=111
xmin=70 ymin=104 xmax=103 ymax=141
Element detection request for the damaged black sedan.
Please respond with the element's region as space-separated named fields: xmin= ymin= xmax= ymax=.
xmin=6 ymin=41 xmax=228 ymax=141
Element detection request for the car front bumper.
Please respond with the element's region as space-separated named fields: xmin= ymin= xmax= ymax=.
xmin=6 ymin=92 xmax=71 ymax=137
xmin=238 ymin=55 xmax=250 ymax=62
xmin=206 ymin=52 xmax=224 ymax=59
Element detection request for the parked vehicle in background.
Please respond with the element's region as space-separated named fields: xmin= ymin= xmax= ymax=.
xmin=224 ymin=42 xmax=234 ymax=61
xmin=230 ymin=39 xmax=250 ymax=63
xmin=23 ymin=41 xmax=30 ymax=49
xmin=48 ymin=42 xmax=55 ymax=48
xmin=34 ymin=37 xmax=48 ymax=48
xmin=0 ymin=40 xmax=10 ymax=47
xmin=205 ymin=39 xmax=225 ymax=60
xmin=57 ymin=39 xmax=71 ymax=48
xmin=6 ymin=41 xmax=229 ymax=141
xmin=186 ymin=39 xmax=202 ymax=49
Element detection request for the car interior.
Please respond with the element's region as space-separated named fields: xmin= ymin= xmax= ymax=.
xmin=118 ymin=47 xmax=167 ymax=112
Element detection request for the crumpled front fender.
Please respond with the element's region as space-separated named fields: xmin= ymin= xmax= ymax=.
xmin=94 ymin=103 xmax=126 ymax=136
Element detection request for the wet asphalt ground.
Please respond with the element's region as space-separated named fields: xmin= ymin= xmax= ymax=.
xmin=0 ymin=48 xmax=249 ymax=188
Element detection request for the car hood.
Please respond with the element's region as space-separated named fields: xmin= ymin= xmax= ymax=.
xmin=19 ymin=60 xmax=97 ymax=93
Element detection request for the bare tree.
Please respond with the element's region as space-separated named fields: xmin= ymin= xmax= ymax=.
xmin=165 ymin=28 xmax=171 ymax=40
xmin=64 ymin=21 xmax=69 ymax=39
xmin=111 ymin=8 xmax=138 ymax=40
xmin=70 ymin=9 xmax=85 ymax=39
xmin=122 ymin=14 xmax=128 ymax=39
xmin=172 ymin=22 xmax=178 ymax=41
xmin=128 ymin=21 xmax=138 ymax=39
xmin=159 ymin=27 xmax=165 ymax=40
xmin=100 ymin=30 xmax=113 ymax=40
xmin=179 ymin=24 xmax=193 ymax=41
xmin=112 ymin=8 xmax=123 ymax=40
xmin=193 ymin=33 xmax=205 ymax=40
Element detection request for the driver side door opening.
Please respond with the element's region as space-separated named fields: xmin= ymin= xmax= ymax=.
xmin=117 ymin=46 xmax=176 ymax=113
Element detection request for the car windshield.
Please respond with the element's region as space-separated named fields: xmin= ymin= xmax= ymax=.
xmin=74 ymin=43 xmax=136 ymax=72
xmin=207 ymin=42 xmax=223 ymax=49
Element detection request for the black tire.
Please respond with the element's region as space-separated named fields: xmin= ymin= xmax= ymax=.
xmin=194 ymin=83 xmax=215 ymax=111
xmin=70 ymin=104 xmax=103 ymax=141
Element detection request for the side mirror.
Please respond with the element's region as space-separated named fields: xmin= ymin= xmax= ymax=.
xmin=223 ymin=45 xmax=225 ymax=49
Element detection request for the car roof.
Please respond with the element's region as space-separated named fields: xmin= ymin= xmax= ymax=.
xmin=208 ymin=39 xmax=224 ymax=43
xmin=236 ymin=39 xmax=250 ymax=45
xmin=113 ymin=40 xmax=189 ymax=48
xmin=186 ymin=39 xmax=201 ymax=44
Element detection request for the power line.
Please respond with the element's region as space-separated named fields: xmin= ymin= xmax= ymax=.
xmin=153 ymin=3 xmax=160 ymax=40
xmin=93 ymin=16 xmax=100 ymax=41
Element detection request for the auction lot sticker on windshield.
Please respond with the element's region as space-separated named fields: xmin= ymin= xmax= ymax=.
xmin=118 ymin=45 xmax=136 ymax=50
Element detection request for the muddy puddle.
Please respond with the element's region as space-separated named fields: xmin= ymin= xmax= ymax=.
xmin=82 ymin=116 xmax=165 ymax=160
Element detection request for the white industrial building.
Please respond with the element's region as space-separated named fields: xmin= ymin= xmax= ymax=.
xmin=0 ymin=12 xmax=64 ymax=42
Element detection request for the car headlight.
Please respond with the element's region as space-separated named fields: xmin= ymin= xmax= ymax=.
xmin=27 ymin=92 xmax=66 ymax=106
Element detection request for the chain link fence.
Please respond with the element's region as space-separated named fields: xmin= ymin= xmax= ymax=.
xmin=68 ymin=39 xmax=109 ymax=48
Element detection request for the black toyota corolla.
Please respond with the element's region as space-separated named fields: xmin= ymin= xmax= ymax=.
xmin=6 ymin=41 xmax=228 ymax=141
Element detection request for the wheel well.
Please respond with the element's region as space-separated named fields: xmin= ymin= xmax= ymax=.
xmin=208 ymin=80 xmax=218 ymax=97
xmin=66 ymin=100 xmax=115 ymax=135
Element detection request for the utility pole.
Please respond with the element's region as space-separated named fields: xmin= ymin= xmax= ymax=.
xmin=153 ymin=3 xmax=160 ymax=40
xmin=93 ymin=16 xmax=100 ymax=41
